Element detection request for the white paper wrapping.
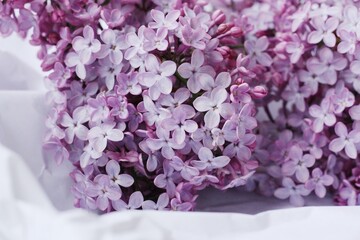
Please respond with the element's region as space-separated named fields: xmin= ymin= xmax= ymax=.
xmin=1 ymin=36 xmax=360 ymax=240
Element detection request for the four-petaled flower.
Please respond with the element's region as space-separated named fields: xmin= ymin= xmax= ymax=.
xmin=154 ymin=162 xmax=176 ymax=196
xmin=72 ymin=25 xmax=101 ymax=63
xmin=282 ymin=146 xmax=315 ymax=183
xmin=137 ymin=54 xmax=176 ymax=100
xmin=140 ymin=95 xmax=171 ymax=126
xmin=274 ymin=177 xmax=310 ymax=207
xmin=244 ymin=36 xmax=272 ymax=67
xmin=178 ymin=49 xmax=215 ymax=93
xmin=307 ymin=16 xmax=339 ymax=47
xmin=329 ymin=122 xmax=360 ymax=159
xmin=158 ymin=88 xmax=190 ymax=110
xmin=309 ymin=100 xmax=336 ymax=133
xmin=191 ymin=147 xmax=230 ymax=171
xmin=143 ymin=27 xmax=169 ymax=52
xmin=142 ymin=193 xmax=170 ymax=210
xmin=87 ymin=175 xmax=121 ymax=211
xmin=193 ymin=87 xmax=234 ymax=128
xmin=282 ymin=78 xmax=311 ymax=112
xmin=59 ymin=107 xmax=89 ymax=144
xmin=146 ymin=128 xmax=185 ymax=159
xmin=97 ymin=29 xmax=127 ymax=64
xmin=125 ymin=26 xmax=146 ymax=60
xmin=149 ymin=9 xmax=180 ymax=30
xmin=116 ymin=72 xmax=142 ymax=96
xmin=169 ymin=156 xmax=199 ymax=181
xmin=112 ymin=191 xmax=144 ymax=210
xmin=105 ymin=160 xmax=134 ymax=191
xmin=88 ymin=122 xmax=124 ymax=152
xmin=223 ymin=132 xmax=256 ymax=160
xmin=305 ymin=168 xmax=333 ymax=198
xmin=306 ymin=47 xmax=347 ymax=86
xmin=65 ymin=51 xmax=88 ymax=79
xmin=161 ymin=106 xmax=198 ymax=144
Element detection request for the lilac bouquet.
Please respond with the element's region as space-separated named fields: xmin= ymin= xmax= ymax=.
xmin=213 ymin=0 xmax=360 ymax=206
xmin=0 ymin=0 xmax=266 ymax=212
xmin=4 ymin=0 xmax=359 ymax=211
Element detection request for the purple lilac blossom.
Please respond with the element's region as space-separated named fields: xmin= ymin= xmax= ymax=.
xmin=221 ymin=0 xmax=360 ymax=207
xmin=1 ymin=0 xmax=266 ymax=212
xmin=6 ymin=0 xmax=360 ymax=210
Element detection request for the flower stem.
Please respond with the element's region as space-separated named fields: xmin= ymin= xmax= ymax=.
xmin=264 ymin=105 xmax=274 ymax=123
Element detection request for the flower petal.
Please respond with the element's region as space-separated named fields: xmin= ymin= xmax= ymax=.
xmin=345 ymin=142 xmax=358 ymax=159
xmin=211 ymin=156 xmax=230 ymax=168
xmin=334 ymin=122 xmax=348 ymax=137
xmin=191 ymin=49 xmax=204 ymax=68
xmin=289 ymin=193 xmax=305 ymax=207
xmin=94 ymin=137 xmax=107 ymax=152
xmin=204 ymin=109 xmax=220 ymax=128
xmin=173 ymin=128 xmax=186 ymax=144
xmin=107 ymin=129 xmax=124 ymax=142
xmin=118 ymin=174 xmax=134 ymax=187
xmin=183 ymin=120 xmax=198 ymax=133
xmin=160 ymin=61 xmax=176 ymax=76
xmin=97 ymin=196 xmax=109 ymax=211
xmin=193 ymin=96 xmax=212 ymax=112
xmin=158 ymin=77 xmax=172 ymax=95
xmin=329 ymin=138 xmax=346 ymax=153
xmin=296 ymin=166 xmax=310 ymax=182
xmin=177 ymin=63 xmax=192 ymax=78
xmin=350 ymin=61 xmax=360 ymax=75
xmin=307 ymin=30 xmax=323 ymax=44
xmin=315 ymin=184 xmax=326 ymax=198
xmin=215 ymin=72 xmax=231 ymax=88
xmin=106 ymin=160 xmax=120 ymax=176
xmin=274 ymin=188 xmax=290 ymax=199
xmin=198 ymin=147 xmax=213 ymax=162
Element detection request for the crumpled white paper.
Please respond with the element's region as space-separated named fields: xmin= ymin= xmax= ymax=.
xmin=1 ymin=37 xmax=360 ymax=240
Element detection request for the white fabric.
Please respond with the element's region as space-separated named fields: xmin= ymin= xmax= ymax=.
xmin=1 ymin=36 xmax=360 ymax=240
xmin=1 ymin=147 xmax=360 ymax=240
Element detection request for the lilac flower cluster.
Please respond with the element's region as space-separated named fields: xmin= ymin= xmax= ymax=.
xmin=4 ymin=0 xmax=360 ymax=209
xmin=210 ymin=0 xmax=360 ymax=206
xmin=1 ymin=1 xmax=266 ymax=211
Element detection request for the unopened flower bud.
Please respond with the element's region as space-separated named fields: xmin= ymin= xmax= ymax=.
xmin=47 ymin=32 xmax=60 ymax=45
xmin=229 ymin=27 xmax=243 ymax=38
xmin=251 ymin=86 xmax=268 ymax=99
xmin=217 ymin=46 xmax=231 ymax=58
xmin=235 ymin=77 xmax=245 ymax=84
xmin=217 ymin=23 xmax=234 ymax=35
xmin=212 ymin=10 xmax=226 ymax=25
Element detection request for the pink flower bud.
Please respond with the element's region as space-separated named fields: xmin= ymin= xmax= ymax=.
xmin=248 ymin=141 xmax=257 ymax=150
xmin=251 ymin=86 xmax=268 ymax=99
xmin=234 ymin=77 xmax=245 ymax=84
xmin=212 ymin=10 xmax=226 ymax=25
xmin=272 ymin=72 xmax=285 ymax=87
xmin=51 ymin=9 xmax=65 ymax=23
xmin=217 ymin=46 xmax=231 ymax=58
xmin=229 ymin=27 xmax=243 ymax=37
xmin=47 ymin=32 xmax=60 ymax=45
xmin=217 ymin=23 xmax=229 ymax=35
xmin=216 ymin=23 xmax=234 ymax=35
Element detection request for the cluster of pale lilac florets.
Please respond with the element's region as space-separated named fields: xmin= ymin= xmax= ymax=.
xmin=2 ymin=0 xmax=360 ymax=210
xmin=213 ymin=0 xmax=360 ymax=206
xmin=1 ymin=0 xmax=267 ymax=211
